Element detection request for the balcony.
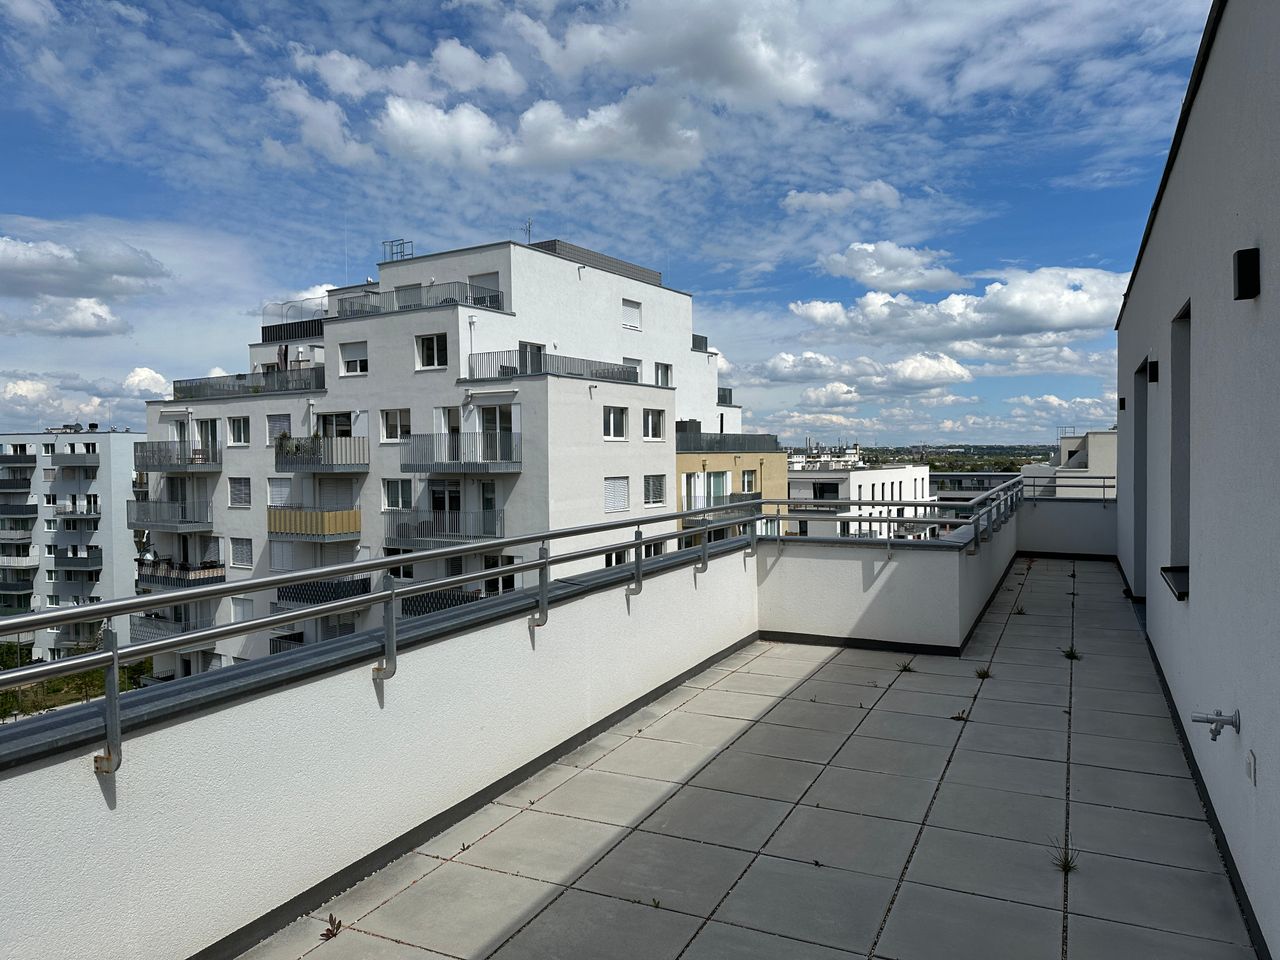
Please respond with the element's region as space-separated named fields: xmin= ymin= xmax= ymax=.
xmin=0 ymin=454 xmax=36 ymax=466
xmin=276 ymin=574 xmax=371 ymax=607
xmin=273 ymin=436 xmax=370 ymax=473
xmin=54 ymin=502 xmax=102 ymax=518
xmin=400 ymin=432 xmax=522 ymax=474
xmin=334 ymin=280 xmax=503 ymax=317
xmin=467 ymin=350 xmax=639 ymax=384
xmin=0 ymin=478 xmax=31 ymax=492
xmin=126 ymin=500 xmax=213 ymax=532
xmin=172 ymin=365 xmax=325 ymax=401
xmin=133 ymin=441 xmax=223 ymax=473
xmin=136 ymin=559 xmax=226 ymax=590
xmin=0 ymin=577 xmax=33 ymax=594
xmin=676 ymin=432 xmax=780 ymax=453
xmin=49 ymin=452 xmax=99 ymax=467
xmin=0 ymin=528 xmax=33 ymax=542
xmin=52 ymin=548 xmax=102 ymax=570
xmin=0 ymin=555 xmax=39 ymax=570
xmin=0 ymin=504 xmax=37 ymax=517
xmin=128 ymin=614 xmax=215 ymax=646
xmin=384 ymin=508 xmax=504 ymax=548
xmin=267 ymin=505 xmax=361 ymax=542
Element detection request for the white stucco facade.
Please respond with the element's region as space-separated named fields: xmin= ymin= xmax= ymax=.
xmin=786 ymin=464 xmax=936 ymax=540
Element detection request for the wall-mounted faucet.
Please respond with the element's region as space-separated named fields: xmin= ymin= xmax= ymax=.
xmin=1191 ymin=709 xmax=1241 ymax=741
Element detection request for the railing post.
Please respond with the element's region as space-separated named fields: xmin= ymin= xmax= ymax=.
xmin=373 ymin=574 xmax=397 ymax=680
xmin=530 ymin=544 xmax=550 ymax=628
xmin=694 ymin=525 xmax=710 ymax=574
xmin=94 ymin=622 xmax=122 ymax=776
xmin=627 ymin=529 xmax=644 ymax=596
xmin=744 ymin=512 xmax=758 ymax=558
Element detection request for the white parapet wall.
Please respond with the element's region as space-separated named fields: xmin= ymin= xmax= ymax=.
xmin=1017 ymin=498 xmax=1118 ymax=557
xmin=0 ymin=550 xmax=758 ymax=960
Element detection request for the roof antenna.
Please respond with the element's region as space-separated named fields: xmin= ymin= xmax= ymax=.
xmin=522 ymin=218 xmax=533 ymax=244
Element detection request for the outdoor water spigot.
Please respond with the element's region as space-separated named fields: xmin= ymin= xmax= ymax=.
xmin=1191 ymin=709 xmax=1240 ymax=741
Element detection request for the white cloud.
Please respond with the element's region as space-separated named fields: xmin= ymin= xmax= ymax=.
xmin=749 ymin=350 xmax=971 ymax=395
xmin=819 ymin=241 xmax=965 ymax=292
xmin=0 ymin=235 xmax=167 ymax=298
xmin=0 ymin=0 xmax=59 ymax=28
xmin=121 ymin=366 xmax=170 ymax=397
xmin=799 ymin=381 xmax=860 ymax=409
xmin=3 ymin=296 xmax=131 ymax=337
xmin=430 ymin=38 xmax=526 ymax=96
xmin=290 ymin=47 xmax=437 ymax=102
xmin=781 ymin=181 xmax=901 ymax=213
xmin=265 ymin=78 xmax=376 ymax=168
xmin=378 ymin=97 xmax=506 ymax=169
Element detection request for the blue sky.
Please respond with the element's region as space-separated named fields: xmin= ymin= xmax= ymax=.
xmin=0 ymin=0 xmax=1212 ymax=444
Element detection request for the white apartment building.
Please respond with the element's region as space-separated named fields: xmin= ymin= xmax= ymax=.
xmin=137 ymin=239 xmax=738 ymax=678
xmin=787 ymin=464 xmax=937 ymax=540
xmin=0 ymin=426 xmax=139 ymax=661
xmin=1021 ymin=428 xmax=1117 ymax=499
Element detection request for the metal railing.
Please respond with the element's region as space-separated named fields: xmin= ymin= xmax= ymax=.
xmin=384 ymin=508 xmax=504 ymax=546
xmin=0 ymin=454 xmax=36 ymax=466
xmin=53 ymin=549 xmax=103 ymax=569
xmin=172 ymin=366 xmax=325 ymax=401
xmin=133 ymin=442 xmax=223 ymax=471
xmin=277 ymin=575 xmax=372 ymax=607
xmin=126 ymin=500 xmax=212 ymax=529
xmin=0 ymin=505 xmax=38 ymax=516
xmin=0 ymin=528 xmax=33 ymax=541
xmin=400 ymin=432 xmax=522 ymax=473
xmin=467 ymin=351 xmax=639 ymax=383
xmin=136 ymin=560 xmax=226 ymax=588
xmin=49 ymin=452 xmax=100 ymax=467
xmin=676 ymin=432 xmax=780 ymax=453
xmin=0 ymin=577 xmax=34 ymax=593
xmin=55 ymin=502 xmax=103 ymax=517
xmin=335 ymin=281 xmax=503 ymax=317
xmin=1021 ymin=475 xmax=1116 ymax=501
xmin=267 ymin=505 xmax=361 ymax=540
xmin=129 ymin=615 xmax=216 ymax=645
xmin=0 ymin=479 xmax=31 ymax=492
xmin=0 ymin=555 xmax=40 ymax=568
xmin=274 ymin=436 xmax=370 ymax=472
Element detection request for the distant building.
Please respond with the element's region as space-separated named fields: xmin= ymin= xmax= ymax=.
xmin=674 ymin=421 xmax=787 ymax=540
xmin=1021 ymin=429 xmax=1117 ymax=499
xmin=787 ymin=463 xmax=937 ymax=540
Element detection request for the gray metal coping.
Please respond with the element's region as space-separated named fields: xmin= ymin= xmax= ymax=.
xmin=0 ymin=537 xmax=753 ymax=774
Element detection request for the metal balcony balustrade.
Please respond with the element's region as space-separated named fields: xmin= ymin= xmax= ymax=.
xmin=126 ymin=500 xmax=212 ymax=531
xmin=0 ymin=528 xmax=33 ymax=542
xmin=675 ymin=432 xmax=781 ymax=453
xmin=52 ymin=548 xmax=103 ymax=570
xmin=0 ymin=576 xmax=34 ymax=594
xmin=0 ymin=505 xmax=37 ymax=517
xmin=133 ymin=441 xmax=223 ymax=472
xmin=276 ymin=574 xmax=372 ymax=607
xmin=136 ymin=559 xmax=227 ymax=589
xmin=335 ymin=281 xmax=503 ymax=318
xmin=400 ymin=431 xmax=522 ymax=474
xmin=384 ymin=508 xmax=504 ymax=548
xmin=467 ymin=350 xmax=640 ymax=383
xmin=0 ymin=478 xmax=31 ymax=492
xmin=0 ymin=454 xmax=36 ymax=466
xmin=54 ymin=502 xmax=102 ymax=517
xmin=931 ymin=472 xmax=1020 ymax=494
xmin=0 ymin=555 xmax=40 ymax=569
xmin=273 ymin=435 xmax=370 ymax=473
xmin=171 ymin=366 xmax=326 ymax=401
xmin=49 ymin=452 xmax=99 ymax=467
xmin=128 ymin=614 xmax=216 ymax=646
xmin=267 ymin=504 xmax=362 ymax=542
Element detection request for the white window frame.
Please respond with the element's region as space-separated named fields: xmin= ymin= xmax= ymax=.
xmin=622 ymin=298 xmax=642 ymax=330
xmin=228 ymin=477 xmax=251 ymax=508
xmin=384 ymin=479 xmax=412 ymax=510
xmin=742 ymin=469 xmax=757 ymax=494
xmin=416 ymin=333 xmax=448 ymax=370
xmin=382 ymin=408 xmax=411 ymax=442
xmin=228 ymin=416 xmax=251 ymax=446
xmin=604 ymin=476 xmax=630 ymax=513
xmin=603 ymin=406 xmax=628 ymax=440
xmin=654 ymin=362 xmax=672 ymax=387
xmin=642 ymin=409 xmax=665 ymax=440
xmin=232 ymin=597 xmax=254 ymax=622
xmin=268 ymin=541 xmax=293 ymax=572
xmin=643 ymin=474 xmax=666 ymax=507
xmin=340 ymin=340 xmax=369 ymax=376
xmin=267 ymin=414 xmax=291 ymax=444
xmin=230 ymin=537 xmax=253 ymax=568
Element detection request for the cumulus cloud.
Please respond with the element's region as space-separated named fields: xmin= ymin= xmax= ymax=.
xmin=0 ymin=235 xmax=167 ymax=298
xmin=121 ymin=366 xmax=170 ymax=397
xmin=3 ymin=296 xmax=131 ymax=337
xmin=781 ymin=181 xmax=901 ymax=213
xmin=291 ymin=39 xmax=524 ymax=102
xmin=430 ymin=38 xmax=526 ymax=96
xmin=264 ymin=78 xmax=376 ymax=168
xmin=748 ymin=350 xmax=971 ymax=397
xmin=0 ymin=366 xmax=170 ymax=430
xmin=377 ymin=97 xmax=506 ymax=169
xmin=819 ymin=240 xmax=965 ymax=292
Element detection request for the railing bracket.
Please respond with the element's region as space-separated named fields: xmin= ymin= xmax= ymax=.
xmin=93 ymin=623 xmax=121 ymax=776
xmin=373 ymin=574 xmax=397 ymax=680
xmin=626 ymin=530 xmax=644 ymax=596
xmin=529 ymin=544 xmax=550 ymax=628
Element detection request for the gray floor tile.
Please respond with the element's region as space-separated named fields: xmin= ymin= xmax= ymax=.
xmin=692 ymin=750 xmax=823 ymax=802
xmin=491 ymin=889 xmax=701 ymax=960
xmin=905 ymin=827 xmax=1063 ymax=910
xmin=958 ymin=721 xmax=1068 ymax=762
xmin=357 ymin=862 xmax=560 ymax=959
xmin=1071 ymin=707 xmax=1176 ymax=743
xmin=814 ymin=663 xmax=900 ymax=688
xmin=876 ymin=882 xmax=1062 ymax=960
xmin=641 ymin=784 xmax=792 ymax=850
xmin=305 ymin=930 xmax=453 ymax=958
xmin=855 ymin=710 xmax=963 ymax=747
xmin=832 ymin=735 xmax=951 ymax=780
xmin=495 ymin=764 xmax=580 ymax=807
xmin=1072 ymin=686 xmax=1169 ymax=718
xmin=992 ymin=646 xmax=1076 ymax=666
xmin=763 ymin=643 xmax=841 ymax=662
xmin=609 ymin=704 xmax=671 ymax=738
xmin=237 ymin=918 xmax=327 ymax=960
xmin=560 ymin=732 xmax=629 ymax=768
xmin=1070 ymin=802 xmax=1224 ymax=872
xmin=833 ymin=648 xmax=909 ymax=669
xmin=682 ymin=922 xmax=860 ymax=960
xmin=716 ymin=856 xmax=894 ymax=952
xmin=593 ymin=736 xmax=718 ymax=783
xmin=928 ymin=782 xmax=1065 ymax=845
xmin=712 ymin=671 xmax=804 ymax=697
xmin=1066 ymin=914 xmax=1257 ymax=960
xmin=533 ymin=768 xmax=678 ymax=826
xmin=575 ymin=831 xmax=753 ymax=917
xmin=730 ymin=722 xmax=846 ymax=763
xmin=946 ymin=749 xmax=1066 ymax=798
xmin=685 ymin=667 xmax=735 ymax=689
xmin=1069 ymin=764 xmax=1204 ymax=819
xmin=418 ymin=803 xmax=521 ymax=859
xmin=1068 ymin=853 xmax=1250 ymax=944
xmin=719 ymin=651 xmax=765 ymax=670
xmin=309 ymin=853 xmax=441 ymax=923
xmin=876 ymin=689 xmax=973 ymax=719
xmin=456 ymin=809 xmax=625 ymax=883
xmin=803 ymin=765 xmax=937 ymax=824
xmin=761 ymin=698 xmax=868 ymax=734
xmin=977 ymin=662 xmax=1070 ymax=685
xmin=966 ymin=699 xmax=1069 ymax=731
xmin=790 ymin=678 xmax=884 ymax=709
xmin=1071 ymin=733 xmax=1190 ymax=778
xmin=765 ymin=806 xmax=918 ymax=878
xmin=682 ymin=688 xmax=777 ymax=720
xmin=978 ymin=678 xmax=1070 ymax=707
xmin=640 ymin=710 xmax=753 ymax=748
xmin=892 ymin=672 xmax=982 ymax=698
xmin=740 ymin=656 xmax=826 ymax=679
xmin=910 ymin=655 xmax=983 ymax=678
xmin=1070 ymin=668 xmax=1161 ymax=695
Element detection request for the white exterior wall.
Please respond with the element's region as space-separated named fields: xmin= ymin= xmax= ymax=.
xmin=787 ymin=465 xmax=934 ymax=539
xmin=1116 ymin=1 xmax=1280 ymax=949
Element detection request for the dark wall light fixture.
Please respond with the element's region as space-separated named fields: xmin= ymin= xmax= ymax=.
xmin=1234 ymin=247 xmax=1260 ymax=300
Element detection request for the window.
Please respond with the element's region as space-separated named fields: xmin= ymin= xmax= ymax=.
xmin=228 ymin=477 xmax=251 ymax=507
xmin=483 ymin=554 xmax=516 ymax=595
xmin=654 ymin=363 xmax=672 ymax=387
xmin=384 ymin=479 xmax=413 ymax=510
xmin=268 ymin=478 xmax=291 ymax=506
xmin=622 ymin=298 xmax=642 ymax=330
xmin=232 ymin=597 xmax=254 ymax=622
xmin=742 ymin=470 xmax=757 ymax=493
xmin=642 ymin=409 xmax=665 ymax=440
xmin=228 ymin=417 xmax=250 ymax=445
xmin=269 ymin=541 xmax=293 ymax=572
xmin=417 ymin=333 xmax=448 ymax=369
xmin=643 ymin=542 xmax=665 ymax=559
xmin=395 ymin=283 xmax=422 ymax=309
xmin=623 ymin=357 xmax=642 ymax=380
xmin=382 ymin=408 xmax=411 ymax=441
xmin=45 ymin=544 xmax=55 ymax=556
xmin=603 ymin=406 xmax=628 ymax=439
xmin=43 ymin=494 xmax=56 ymax=506
xmin=47 ymin=595 xmax=59 ymax=607
xmin=643 ymin=474 xmax=666 ymax=506
xmin=340 ymin=340 xmax=369 ymax=375
xmin=604 ymin=476 xmax=630 ymax=513
xmin=41 ymin=443 xmax=53 ymax=456
xmin=45 ymin=570 xmax=56 ymax=582
xmin=230 ymin=537 xmax=252 ymax=568
xmin=317 ymin=412 xmax=352 ymax=437
xmin=42 ymin=468 xmax=55 ymax=481
xmin=604 ymin=550 xmax=629 ymax=569
xmin=43 ymin=519 xmax=56 ymax=532
xmin=267 ymin=414 xmax=291 ymax=442
xmin=84 ymin=467 xmax=97 ymax=481
xmin=385 ymin=547 xmax=413 ymax=580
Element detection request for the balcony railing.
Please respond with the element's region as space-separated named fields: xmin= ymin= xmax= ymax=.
xmin=384 ymin=509 xmax=504 ymax=548
xmin=0 ymin=555 xmax=40 ymax=569
xmin=128 ymin=615 xmax=216 ymax=646
xmin=133 ymin=441 xmax=223 ymax=472
xmin=467 ymin=350 xmax=640 ymax=383
xmin=676 ymin=432 xmax=780 ymax=453
xmin=269 ymin=634 xmax=306 ymax=655
xmin=172 ymin=366 xmax=325 ymax=401
xmin=0 ymin=479 xmax=31 ymax=492
xmin=267 ymin=505 xmax=361 ymax=542
xmin=52 ymin=549 xmax=103 ymax=570
xmin=49 ymin=452 xmax=100 ymax=467
xmin=0 ymin=528 xmax=33 ymax=542
xmin=0 ymin=454 xmax=36 ymax=466
xmin=260 ymin=317 xmax=324 ymax=344
xmin=0 ymin=577 xmax=34 ymax=594
xmin=273 ymin=436 xmax=370 ymax=473
xmin=334 ymin=281 xmax=503 ymax=317
xmin=400 ymin=432 xmax=522 ymax=474
xmin=0 ymin=504 xmax=37 ymax=517
xmin=136 ymin=560 xmax=226 ymax=589
xmin=126 ymin=500 xmax=213 ymax=531
xmin=54 ymin=502 xmax=102 ymax=517
xmin=276 ymin=574 xmax=372 ymax=607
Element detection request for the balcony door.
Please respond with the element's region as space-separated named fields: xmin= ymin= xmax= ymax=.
xmin=196 ymin=419 xmax=218 ymax=456
xmin=318 ymin=478 xmax=354 ymax=512
xmin=480 ymin=405 xmax=513 ymax=462
xmin=428 ymin=480 xmax=461 ymax=535
xmin=317 ymin=412 xmax=352 ymax=438
xmin=518 ymin=342 xmax=544 ymax=375
xmin=481 ymin=481 xmax=498 ymax=535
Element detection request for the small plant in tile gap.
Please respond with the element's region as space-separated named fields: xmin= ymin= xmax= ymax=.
xmin=896 ymin=660 xmax=915 ymax=672
xmin=1061 ymin=645 xmax=1082 ymax=661
xmin=320 ymin=914 xmax=343 ymax=941
xmin=950 ymin=710 xmax=967 ymax=721
xmin=1013 ymin=606 xmax=1027 ymax=615
xmin=651 ymin=898 xmax=661 ymax=908
xmin=1049 ymin=837 xmax=1079 ymax=874
xmin=974 ymin=666 xmax=992 ymax=679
